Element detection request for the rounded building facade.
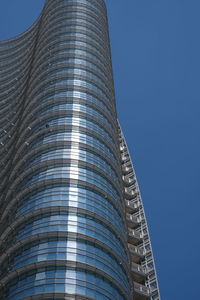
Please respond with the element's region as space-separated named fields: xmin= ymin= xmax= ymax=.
xmin=0 ymin=0 xmax=133 ymax=299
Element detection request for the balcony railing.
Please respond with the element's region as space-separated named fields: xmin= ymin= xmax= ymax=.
xmin=128 ymin=228 xmax=143 ymax=241
xmin=134 ymin=282 xmax=151 ymax=297
xmin=123 ymin=176 xmax=136 ymax=186
xmin=128 ymin=244 xmax=145 ymax=257
xmin=126 ymin=214 xmax=140 ymax=227
xmin=124 ymin=188 xmax=139 ymax=200
xmin=122 ymin=165 xmax=132 ymax=174
xmin=125 ymin=200 xmax=139 ymax=211
xmin=131 ymin=262 xmax=147 ymax=276
xmin=121 ymin=154 xmax=129 ymax=162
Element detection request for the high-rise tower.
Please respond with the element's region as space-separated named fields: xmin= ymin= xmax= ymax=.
xmin=0 ymin=0 xmax=160 ymax=299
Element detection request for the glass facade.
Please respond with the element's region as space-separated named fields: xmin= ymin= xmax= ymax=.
xmin=0 ymin=0 xmax=160 ymax=299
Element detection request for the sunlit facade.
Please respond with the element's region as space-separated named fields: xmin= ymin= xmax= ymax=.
xmin=0 ymin=0 xmax=160 ymax=299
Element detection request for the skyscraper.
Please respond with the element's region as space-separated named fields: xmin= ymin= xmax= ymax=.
xmin=0 ymin=0 xmax=160 ymax=299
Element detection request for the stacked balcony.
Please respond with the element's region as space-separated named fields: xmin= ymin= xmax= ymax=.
xmin=131 ymin=262 xmax=147 ymax=281
xmin=133 ymin=282 xmax=152 ymax=300
xmin=128 ymin=244 xmax=145 ymax=263
xmin=120 ymin=135 xmax=154 ymax=299
xmin=125 ymin=200 xmax=140 ymax=213
xmin=126 ymin=213 xmax=140 ymax=228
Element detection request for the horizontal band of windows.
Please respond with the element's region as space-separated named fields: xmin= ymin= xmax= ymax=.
xmin=19 ymin=146 xmax=118 ymax=180
xmin=31 ymin=62 xmax=112 ymax=93
xmin=46 ymin=2 xmax=107 ymax=22
xmin=15 ymin=203 xmax=124 ymax=240
xmin=44 ymin=3 xmax=107 ymax=29
xmin=0 ymin=57 xmax=33 ymax=86
xmin=5 ymin=267 xmax=125 ymax=300
xmin=0 ymin=69 xmax=25 ymax=86
xmin=0 ymin=77 xmax=29 ymax=100
xmin=0 ymin=23 xmax=38 ymax=50
xmin=0 ymin=117 xmax=18 ymax=135
xmin=0 ymin=56 xmax=33 ymax=89
xmin=24 ymin=98 xmax=114 ymax=131
xmin=0 ymin=47 xmax=34 ymax=72
xmin=0 ymin=139 xmax=14 ymax=158
xmin=18 ymin=157 xmax=119 ymax=188
xmin=0 ymin=131 xmax=17 ymax=149
xmin=0 ymin=103 xmax=20 ymax=122
xmin=10 ymin=245 xmax=128 ymax=291
xmin=18 ymin=166 xmax=120 ymax=201
xmin=36 ymin=21 xmax=108 ymax=50
xmin=10 ymin=156 xmax=120 ymax=196
xmin=0 ymin=41 xmax=35 ymax=65
xmin=35 ymin=31 xmax=110 ymax=63
xmin=0 ymin=36 xmax=35 ymax=57
xmin=41 ymin=15 xmax=108 ymax=43
xmin=23 ymin=90 xmax=113 ymax=122
xmin=0 ymin=51 xmax=32 ymax=75
xmin=25 ymin=80 xmax=112 ymax=115
xmin=36 ymin=40 xmax=112 ymax=69
xmin=46 ymin=0 xmax=107 ymax=17
xmin=37 ymin=27 xmax=108 ymax=57
xmin=46 ymin=0 xmax=107 ymax=16
xmin=41 ymin=21 xmax=108 ymax=51
xmin=29 ymin=78 xmax=112 ymax=107
xmin=27 ymin=102 xmax=113 ymax=132
xmin=1 ymin=181 xmax=124 ymax=230
xmin=37 ymin=38 xmax=110 ymax=66
xmin=33 ymin=52 xmax=111 ymax=89
xmin=0 ymin=208 xmax=127 ymax=259
xmin=38 ymin=23 xmax=109 ymax=51
xmin=17 ymin=131 xmax=117 ymax=168
xmin=0 ymin=75 xmax=29 ymax=94
xmin=23 ymin=99 xmax=113 ymax=132
xmin=36 ymin=30 xmax=109 ymax=56
xmin=18 ymin=86 xmax=115 ymax=118
xmin=0 ymin=222 xmax=129 ymax=270
xmin=16 ymin=137 xmax=118 ymax=173
xmin=10 ymin=238 xmax=128 ymax=282
xmin=15 ymin=213 xmax=126 ymax=259
xmin=0 ymin=130 xmax=17 ymax=144
xmin=17 ymin=119 xmax=115 ymax=153
xmin=31 ymin=54 xmax=112 ymax=86
xmin=13 ymin=139 xmax=117 ymax=171
xmin=35 ymin=30 xmax=110 ymax=71
xmin=0 ymin=98 xmax=23 ymax=115
xmin=13 ymin=126 xmax=118 ymax=168
xmin=0 ymin=75 xmax=30 ymax=96
xmin=16 ymin=195 xmax=123 ymax=233
xmin=21 ymin=116 xmax=115 ymax=147
xmin=0 ymin=84 xmax=26 ymax=100
xmin=1 ymin=213 xmax=127 ymax=263
xmin=0 ymin=78 xmax=30 ymax=104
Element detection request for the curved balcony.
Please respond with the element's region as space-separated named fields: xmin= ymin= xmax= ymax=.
xmin=131 ymin=262 xmax=147 ymax=283
xmin=125 ymin=200 xmax=140 ymax=213
xmin=123 ymin=175 xmax=136 ymax=187
xmin=124 ymin=187 xmax=139 ymax=200
xmin=122 ymin=164 xmax=132 ymax=175
xmin=128 ymin=228 xmax=143 ymax=244
xmin=133 ymin=281 xmax=151 ymax=299
xmin=128 ymin=244 xmax=145 ymax=263
xmin=126 ymin=213 xmax=140 ymax=228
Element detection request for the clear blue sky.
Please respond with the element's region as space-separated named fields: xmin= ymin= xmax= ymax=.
xmin=0 ymin=0 xmax=200 ymax=299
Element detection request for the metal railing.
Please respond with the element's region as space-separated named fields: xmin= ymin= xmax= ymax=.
xmin=128 ymin=228 xmax=143 ymax=240
xmin=125 ymin=200 xmax=139 ymax=210
xmin=126 ymin=213 xmax=139 ymax=224
xmin=128 ymin=244 xmax=145 ymax=256
xmin=131 ymin=262 xmax=147 ymax=275
xmin=134 ymin=282 xmax=151 ymax=296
